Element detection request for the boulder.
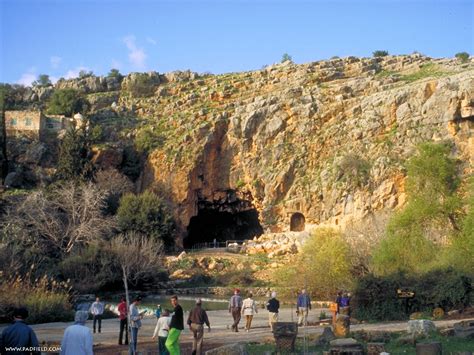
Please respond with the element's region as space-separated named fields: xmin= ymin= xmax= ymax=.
xmin=4 ymin=171 xmax=23 ymax=188
xmin=205 ymin=343 xmax=248 ymax=355
xmin=415 ymin=341 xmax=442 ymax=355
xmin=315 ymin=327 xmax=335 ymax=346
xmin=329 ymin=338 xmax=364 ymax=355
xmin=453 ymin=320 xmax=474 ymax=338
xmin=407 ymin=320 xmax=436 ymax=337
xmin=367 ymin=343 xmax=386 ymax=355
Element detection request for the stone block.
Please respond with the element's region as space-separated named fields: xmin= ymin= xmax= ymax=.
xmin=453 ymin=320 xmax=474 ymax=339
xmin=204 ymin=343 xmax=248 ymax=355
xmin=415 ymin=341 xmax=442 ymax=355
xmin=367 ymin=342 xmax=386 ymax=355
xmin=407 ymin=320 xmax=436 ymax=337
xmin=334 ymin=315 xmax=350 ymax=337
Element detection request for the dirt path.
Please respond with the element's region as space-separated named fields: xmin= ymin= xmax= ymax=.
xmin=1 ymin=308 xmax=472 ymax=354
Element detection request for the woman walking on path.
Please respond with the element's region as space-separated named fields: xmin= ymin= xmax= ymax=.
xmin=241 ymin=292 xmax=258 ymax=332
xmin=152 ymin=309 xmax=171 ymax=355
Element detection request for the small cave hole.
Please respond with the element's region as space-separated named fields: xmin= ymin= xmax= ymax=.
xmin=290 ymin=212 xmax=305 ymax=232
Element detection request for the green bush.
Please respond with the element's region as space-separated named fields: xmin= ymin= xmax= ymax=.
xmin=120 ymin=145 xmax=142 ymax=181
xmin=107 ymin=68 xmax=123 ymax=80
xmin=281 ymin=53 xmax=293 ymax=63
xmin=47 ymin=89 xmax=87 ymax=116
xmin=372 ymin=142 xmax=462 ymax=275
xmin=276 ymin=228 xmax=353 ymax=299
xmin=135 ymin=126 xmax=166 ymax=153
xmin=56 ymin=126 xmax=93 ymax=181
xmin=352 ymin=270 xmax=472 ymax=321
xmin=334 ymin=153 xmax=371 ymax=189
xmin=455 ymin=52 xmax=470 ymax=63
xmin=117 ymin=191 xmax=175 ymax=248
xmin=373 ymin=50 xmax=389 ymax=57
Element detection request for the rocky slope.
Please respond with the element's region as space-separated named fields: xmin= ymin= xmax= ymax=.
xmin=4 ymin=54 xmax=474 ymax=246
xmin=118 ymin=55 xmax=473 ymax=244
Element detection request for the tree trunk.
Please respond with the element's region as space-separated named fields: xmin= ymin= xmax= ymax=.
xmin=122 ymin=266 xmax=135 ymax=355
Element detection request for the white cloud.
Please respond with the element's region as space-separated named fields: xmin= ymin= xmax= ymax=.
xmin=146 ymin=37 xmax=157 ymax=45
xmin=64 ymin=66 xmax=90 ymax=79
xmin=111 ymin=59 xmax=122 ymax=70
xmin=17 ymin=67 xmax=37 ymax=86
xmin=50 ymin=56 xmax=62 ymax=69
xmin=123 ymin=35 xmax=147 ymax=69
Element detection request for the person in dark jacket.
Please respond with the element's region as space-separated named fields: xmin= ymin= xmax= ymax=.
xmin=0 ymin=307 xmax=40 ymax=355
xmin=296 ymin=289 xmax=311 ymax=326
xmin=266 ymin=291 xmax=280 ymax=331
xmin=228 ymin=289 xmax=242 ymax=332
xmin=187 ymin=299 xmax=211 ymax=355
xmin=165 ymin=295 xmax=184 ymax=355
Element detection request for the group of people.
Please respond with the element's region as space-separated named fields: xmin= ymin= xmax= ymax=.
xmin=229 ymin=289 xmax=282 ymax=332
xmin=1 ymin=288 xmax=319 ymax=355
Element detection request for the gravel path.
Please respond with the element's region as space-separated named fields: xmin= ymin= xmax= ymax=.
xmin=1 ymin=307 xmax=471 ymax=354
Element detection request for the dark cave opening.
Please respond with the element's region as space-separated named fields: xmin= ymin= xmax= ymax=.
xmin=184 ymin=198 xmax=264 ymax=248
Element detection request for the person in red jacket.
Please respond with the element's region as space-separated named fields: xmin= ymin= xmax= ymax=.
xmin=118 ymin=297 xmax=129 ymax=345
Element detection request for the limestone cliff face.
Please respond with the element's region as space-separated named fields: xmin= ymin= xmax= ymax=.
xmin=122 ymin=55 xmax=473 ymax=243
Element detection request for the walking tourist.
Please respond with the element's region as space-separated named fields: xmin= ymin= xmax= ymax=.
xmin=0 ymin=307 xmax=40 ymax=355
xmin=335 ymin=290 xmax=343 ymax=314
xmin=60 ymin=310 xmax=93 ymax=355
xmin=129 ymin=296 xmax=144 ymax=355
xmin=340 ymin=292 xmax=351 ymax=316
xmin=228 ymin=288 xmax=242 ymax=332
xmin=187 ymin=298 xmax=211 ymax=355
xmin=118 ymin=297 xmax=128 ymax=345
xmin=266 ymin=291 xmax=280 ymax=331
xmin=165 ymin=295 xmax=184 ymax=355
xmin=90 ymin=296 xmax=104 ymax=333
xmin=155 ymin=304 xmax=162 ymax=318
xmin=297 ymin=289 xmax=311 ymax=326
xmin=152 ymin=309 xmax=171 ymax=355
xmin=241 ymin=292 xmax=258 ymax=332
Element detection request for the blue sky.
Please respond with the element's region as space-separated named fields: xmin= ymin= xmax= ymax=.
xmin=1 ymin=0 xmax=472 ymax=85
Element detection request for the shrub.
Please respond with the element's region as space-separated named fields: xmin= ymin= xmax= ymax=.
xmin=371 ymin=142 xmax=462 ymax=275
xmin=334 ymin=153 xmax=371 ymax=189
xmin=352 ymin=270 xmax=472 ymax=321
xmin=32 ymin=74 xmax=52 ymax=87
xmin=373 ymin=50 xmax=389 ymax=57
xmin=0 ymin=272 xmax=73 ymax=324
xmin=107 ymin=68 xmax=123 ymax=80
xmin=47 ymin=89 xmax=86 ymax=116
xmin=120 ymin=145 xmax=142 ymax=181
xmin=135 ymin=126 xmax=166 ymax=153
xmin=276 ymin=228 xmax=353 ymax=299
xmin=56 ymin=125 xmax=93 ymax=181
xmin=455 ymin=52 xmax=470 ymax=63
xmin=281 ymin=53 xmax=293 ymax=63
xmin=117 ymin=191 xmax=175 ymax=248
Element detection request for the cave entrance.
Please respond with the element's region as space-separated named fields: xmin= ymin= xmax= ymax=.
xmin=290 ymin=212 xmax=305 ymax=231
xmin=184 ymin=190 xmax=263 ymax=248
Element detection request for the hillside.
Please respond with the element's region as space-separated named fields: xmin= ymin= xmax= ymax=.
xmin=2 ymin=54 xmax=473 ymax=247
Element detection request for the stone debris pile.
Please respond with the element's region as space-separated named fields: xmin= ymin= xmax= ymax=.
xmin=241 ymin=231 xmax=310 ymax=258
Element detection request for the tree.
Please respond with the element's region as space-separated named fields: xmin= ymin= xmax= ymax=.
xmin=373 ymin=50 xmax=389 ymax=57
xmin=56 ymin=125 xmax=92 ymax=181
xmin=455 ymin=52 xmax=470 ymax=63
xmin=117 ymin=191 xmax=175 ymax=248
xmin=109 ymin=232 xmax=163 ymax=355
xmin=281 ymin=53 xmax=293 ymax=63
xmin=107 ymin=68 xmax=123 ymax=80
xmin=372 ymin=142 xmax=463 ymax=275
xmin=276 ymin=228 xmax=353 ymax=299
xmin=32 ymin=74 xmax=52 ymax=87
xmin=1 ymin=183 xmax=115 ymax=257
xmin=78 ymin=70 xmax=94 ymax=78
xmin=47 ymin=89 xmax=85 ymax=116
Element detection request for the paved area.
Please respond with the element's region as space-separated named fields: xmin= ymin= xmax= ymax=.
xmin=1 ymin=307 xmax=472 ymax=354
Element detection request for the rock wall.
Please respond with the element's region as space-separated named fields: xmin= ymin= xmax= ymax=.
xmin=125 ymin=55 xmax=473 ymax=243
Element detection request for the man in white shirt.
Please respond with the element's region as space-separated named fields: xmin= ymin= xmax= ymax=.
xmin=60 ymin=311 xmax=93 ymax=355
xmin=152 ymin=309 xmax=171 ymax=355
xmin=90 ymin=297 xmax=104 ymax=334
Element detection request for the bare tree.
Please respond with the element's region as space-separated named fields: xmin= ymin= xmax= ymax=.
xmin=109 ymin=232 xmax=163 ymax=355
xmin=2 ymin=182 xmax=116 ymax=255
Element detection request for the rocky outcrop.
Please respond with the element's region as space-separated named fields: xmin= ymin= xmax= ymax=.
xmin=128 ymin=55 xmax=473 ymax=243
